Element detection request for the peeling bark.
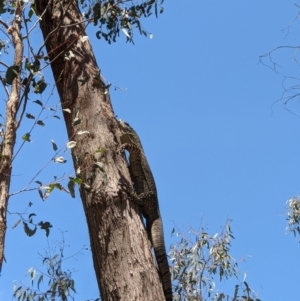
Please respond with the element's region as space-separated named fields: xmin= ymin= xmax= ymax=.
xmin=34 ymin=1 xmax=166 ymax=300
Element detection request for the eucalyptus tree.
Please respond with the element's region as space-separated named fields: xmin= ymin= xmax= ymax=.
xmin=0 ymin=1 xmax=167 ymax=300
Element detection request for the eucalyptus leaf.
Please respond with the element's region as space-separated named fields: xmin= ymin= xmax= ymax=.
xmin=67 ymin=141 xmax=77 ymax=148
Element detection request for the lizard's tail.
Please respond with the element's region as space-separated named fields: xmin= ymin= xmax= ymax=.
xmin=151 ymin=218 xmax=173 ymax=301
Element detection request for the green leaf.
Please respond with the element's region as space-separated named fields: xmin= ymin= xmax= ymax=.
xmin=133 ymin=19 xmax=142 ymax=35
xmin=21 ymin=290 xmax=26 ymax=301
xmin=217 ymin=293 xmax=224 ymax=301
xmin=0 ymin=2 xmax=6 ymax=14
xmin=121 ymin=28 xmax=130 ymax=38
xmin=54 ymin=156 xmax=67 ymax=163
xmin=26 ymin=113 xmax=35 ymax=119
xmin=28 ymin=7 xmax=34 ymax=20
xmin=37 ymin=120 xmax=45 ymax=126
xmin=22 ymin=133 xmax=31 ymax=142
xmin=147 ymin=4 xmax=152 ymax=14
xmin=43 ymin=186 xmax=54 ymax=200
xmin=34 ymin=79 xmax=47 ymax=94
xmin=33 ymin=100 xmax=43 ymax=106
xmin=28 ymin=267 xmax=37 ymax=283
xmin=51 ymin=282 xmax=57 ymax=296
xmin=244 ymin=281 xmax=250 ymax=292
xmin=72 ymin=117 xmax=81 ymax=126
xmin=68 ymin=180 xmax=75 ymax=198
xmin=69 ymin=279 xmax=76 ymax=293
xmin=45 ymin=183 xmax=68 ymax=197
xmin=233 ymin=284 xmax=239 ymax=301
xmin=12 ymin=219 xmax=21 ymax=229
xmin=23 ymin=222 xmax=37 ymax=237
xmin=63 ymin=108 xmax=71 ymax=113
xmin=13 ymin=285 xmax=22 ymax=297
xmin=38 ymin=188 xmax=43 ymax=200
xmin=67 ymin=141 xmax=77 ymax=148
xmin=38 ymin=221 xmax=53 ymax=237
xmin=28 ymin=213 xmax=37 ymax=219
xmin=96 ymin=31 xmax=101 ymax=39
xmin=6 ymin=65 xmax=20 ymax=85
xmin=93 ymin=2 xmax=101 ymax=25
xmin=72 ymin=177 xmax=82 ymax=184
xmin=51 ymin=140 xmax=58 ymax=151
xmin=95 ymin=148 xmax=106 ymax=154
xmin=22 ymin=77 xmax=29 ymax=86
xmin=37 ymin=274 xmax=43 ymax=290
xmin=30 ymin=59 xmax=41 ymax=73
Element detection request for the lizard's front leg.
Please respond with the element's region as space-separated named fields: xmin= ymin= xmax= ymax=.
xmin=118 ymin=180 xmax=155 ymax=206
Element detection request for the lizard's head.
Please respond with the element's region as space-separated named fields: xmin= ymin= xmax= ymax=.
xmin=118 ymin=120 xmax=133 ymax=134
xmin=119 ymin=119 xmax=136 ymax=143
xmin=118 ymin=119 xmax=141 ymax=146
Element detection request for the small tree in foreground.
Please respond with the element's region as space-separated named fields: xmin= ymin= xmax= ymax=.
xmin=13 ymin=234 xmax=99 ymax=301
xmin=170 ymin=220 xmax=261 ymax=301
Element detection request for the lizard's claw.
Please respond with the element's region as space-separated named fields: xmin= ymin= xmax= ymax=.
xmin=118 ymin=178 xmax=138 ymax=200
xmin=118 ymin=177 xmax=132 ymax=191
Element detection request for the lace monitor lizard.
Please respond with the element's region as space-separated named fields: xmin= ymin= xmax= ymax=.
xmin=119 ymin=120 xmax=172 ymax=301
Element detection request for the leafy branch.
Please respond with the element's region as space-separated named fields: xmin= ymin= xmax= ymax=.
xmin=79 ymin=0 xmax=164 ymax=43
xmin=12 ymin=234 xmax=98 ymax=301
xmin=170 ymin=220 xmax=261 ymax=301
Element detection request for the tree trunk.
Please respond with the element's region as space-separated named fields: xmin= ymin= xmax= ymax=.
xmin=0 ymin=1 xmax=23 ymax=272
xmin=35 ymin=1 xmax=166 ymax=300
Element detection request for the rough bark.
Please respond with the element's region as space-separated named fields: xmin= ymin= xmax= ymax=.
xmin=34 ymin=1 xmax=166 ymax=300
xmin=0 ymin=1 xmax=23 ymax=271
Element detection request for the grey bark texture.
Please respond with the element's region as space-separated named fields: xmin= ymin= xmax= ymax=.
xmin=34 ymin=1 xmax=167 ymax=300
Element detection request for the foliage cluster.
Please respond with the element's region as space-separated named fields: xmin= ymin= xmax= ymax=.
xmin=286 ymin=197 xmax=300 ymax=238
xmin=78 ymin=0 xmax=164 ymax=43
xmin=12 ymin=236 xmax=98 ymax=301
xmin=169 ymin=221 xmax=261 ymax=301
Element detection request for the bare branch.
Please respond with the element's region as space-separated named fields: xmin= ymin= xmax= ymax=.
xmin=0 ymin=19 xmax=9 ymax=30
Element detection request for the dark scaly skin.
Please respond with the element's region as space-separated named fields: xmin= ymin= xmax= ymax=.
xmin=119 ymin=120 xmax=172 ymax=301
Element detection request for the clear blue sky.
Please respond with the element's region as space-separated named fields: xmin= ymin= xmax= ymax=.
xmin=1 ymin=1 xmax=300 ymax=300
